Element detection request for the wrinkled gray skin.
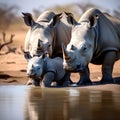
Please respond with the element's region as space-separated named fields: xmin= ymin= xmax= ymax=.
xmin=23 ymin=11 xmax=74 ymax=59
xmin=62 ymin=8 xmax=120 ymax=85
xmin=27 ymin=55 xmax=70 ymax=87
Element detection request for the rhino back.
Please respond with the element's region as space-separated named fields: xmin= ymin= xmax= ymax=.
xmin=80 ymin=8 xmax=120 ymax=62
xmin=36 ymin=10 xmax=55 ymax=22
xmin=96 ymin=11 xmax=120 ymax=60
xmin=104 ymin=13 xmax=120 ymax=34
xmin=52 ymin=17 xmax=72 ymax=58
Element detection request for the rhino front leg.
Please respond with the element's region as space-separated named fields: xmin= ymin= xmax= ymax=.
xmin=41 ymin=72 xmax=55 ymax=87
xmin=77 ymin=65 xmax=92 ymax=85
xmin=101 ymin=51 xmax=116 ymax=84
xmin=58 ymin=72 xmax=71 ymax=87
xmin=33 ymin=78 xmax=41 ymax=86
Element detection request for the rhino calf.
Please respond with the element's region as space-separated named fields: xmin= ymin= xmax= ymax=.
xmin=26 ymin=54 xmax=70 ymax=87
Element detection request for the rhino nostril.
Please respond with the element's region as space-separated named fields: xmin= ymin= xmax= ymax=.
xmin=76 ymin=64 xmax=85 ymax=71
xmin=77 ymin=64 xmax=81 ymax=69
xmin=31 ymin=73 xmax=36 ymax=76
xmin=27 ymin=72 xmax=36 ymax=77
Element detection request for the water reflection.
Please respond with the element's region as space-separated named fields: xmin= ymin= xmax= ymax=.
xmin=0 ymin=86 xmax=28 ymax=120
xmin=0 ymin=86 xmax=120 ymax=120
xmin=25 ymin=87 xmax=120 ymax=120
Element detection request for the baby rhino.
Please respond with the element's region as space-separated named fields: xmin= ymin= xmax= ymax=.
xmin=27 ymin=54 xmax=70 ymax=87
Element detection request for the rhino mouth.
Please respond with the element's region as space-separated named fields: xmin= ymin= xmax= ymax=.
xmin=27 ymin=75 xmax=42 ymax=86
xmin=28 ymin=75 xmax=40 ymax=79
xmin=27 ymin=74 xmax=35 ymax=78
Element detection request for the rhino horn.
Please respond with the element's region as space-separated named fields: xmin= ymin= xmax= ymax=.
xmin=62 ymin=44 xmax=71 ymax=61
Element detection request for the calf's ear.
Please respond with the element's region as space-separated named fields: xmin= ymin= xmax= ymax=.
xmin=22 ymin=12 xmax=35 ymax=26
xmin=24 ymin=51 xmax=32 ymax=61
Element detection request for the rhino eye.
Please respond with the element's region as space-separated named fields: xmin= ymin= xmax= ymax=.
xmin=71 ymin=44 xmax=77 ymax=50
xmin=82 ymin=45 xmax=87 ymax=52
xmin=48 ymin=44 xmax=51 ymax=47
xmin=37 ymin=67 xmax=41 ymax=70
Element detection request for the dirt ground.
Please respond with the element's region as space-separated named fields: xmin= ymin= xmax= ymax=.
xmin=0 ymin=28 xmax=120 ymax=92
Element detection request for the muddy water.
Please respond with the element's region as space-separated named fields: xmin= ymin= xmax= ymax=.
xmin=0 ymin=86 xmax=120 ymax=120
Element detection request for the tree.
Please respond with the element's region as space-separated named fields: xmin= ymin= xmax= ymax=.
xmin=0 ymin=3 xmax=19 ymax=31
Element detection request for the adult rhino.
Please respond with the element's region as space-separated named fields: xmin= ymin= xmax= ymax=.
xmin=62 ymin=8 xmax=120 ymax=85
xmin=23 ymin=10 xmax=76 ymax=59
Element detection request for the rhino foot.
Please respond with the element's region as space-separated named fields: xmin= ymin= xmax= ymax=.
xmin=33 ymin=78 xmax=40 ymax=86
xmin=100 ymin=77 xmax=114 ymax=84
xmin=77 ymin=79 xmax=92 ymax=86
xmin=26 ymin=79 xmax=34 ymax=85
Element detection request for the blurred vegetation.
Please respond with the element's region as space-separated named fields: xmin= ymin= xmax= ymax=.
xmin=0 ymin=2 xmax=120 ymax=31
xmin=113 ymin=6 xmax=120 ymax=18
xmin=49 ymin=3 xmax=100 ymax=20
xmin=0 ymin=3 xmax=19 ymax=31
xmin=0 ymin=2 xmax=119 ymax=55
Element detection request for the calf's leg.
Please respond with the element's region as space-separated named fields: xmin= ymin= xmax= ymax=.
xmin=41 ymin=72 xmax=55 ymax=87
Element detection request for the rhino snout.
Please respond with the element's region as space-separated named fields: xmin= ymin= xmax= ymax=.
xmin=27 ymin=70 xmax=37 ymax=78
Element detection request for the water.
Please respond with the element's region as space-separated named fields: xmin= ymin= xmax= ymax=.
xmin=0 ymin=86 xmax=120 ymax=120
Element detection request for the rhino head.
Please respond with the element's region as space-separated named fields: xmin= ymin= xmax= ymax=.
xmin=27 ymin=54 xmax=46 ymax=77
xmin=62 ymin=14 xmax=99 ymax=72
xmin=22 ymin=12 xmax=62 ymax=60
xmin=27 ymin=53 xmax=48 ymax=85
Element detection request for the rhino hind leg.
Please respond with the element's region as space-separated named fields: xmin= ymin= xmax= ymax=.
xmin=77 ymin=66 xmax=92 ymax=86
xmin=100 ymin=51 xmax=116 ymax=84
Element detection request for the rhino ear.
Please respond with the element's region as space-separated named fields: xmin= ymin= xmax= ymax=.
xmin=89 ymin=14 xmax=99 ymax=27
xmin=40 ymin=53 xmax=48 ymax=59
xmin=65 ymin=12 xmax=78 ymax=25
xmin=22 ymin=12 xmax=35 ymax=26
xmin=24 ymin=51 xmax=32 ymax=61
xmin=48 ymin=13 xmax=62 ymax=27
